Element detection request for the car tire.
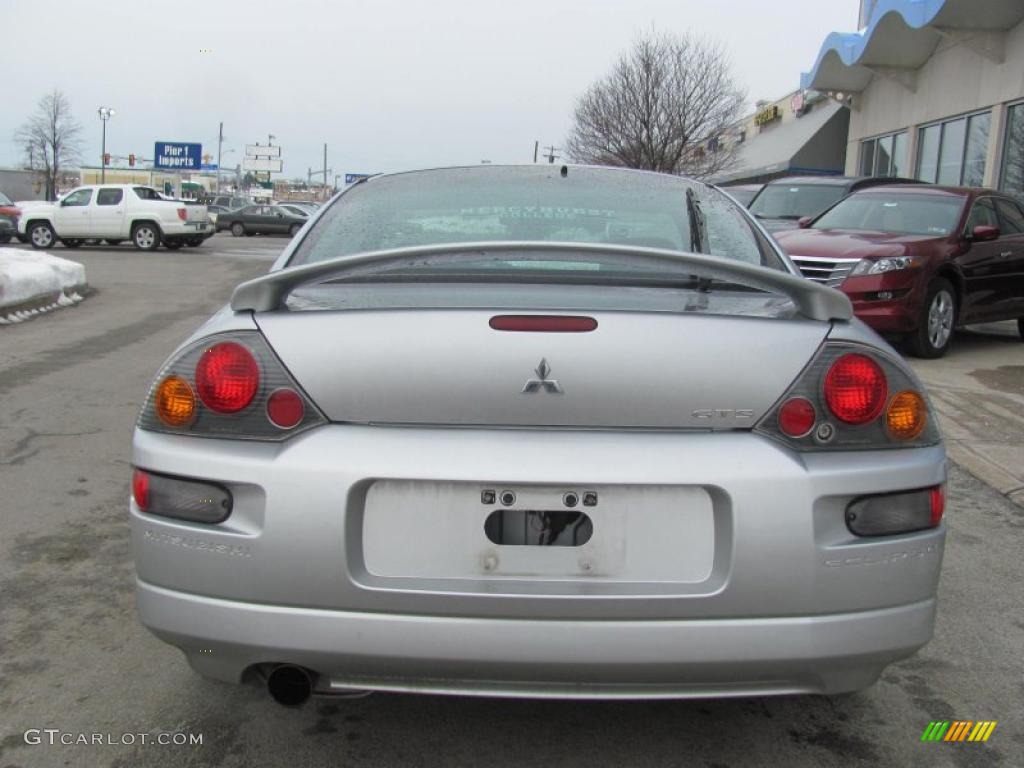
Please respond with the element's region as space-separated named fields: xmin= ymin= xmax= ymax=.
xmin=1018 ymin=317 xmax=1024 ymax=341
xmin=289 ymin=223 xmax=302 ymax=237
xmin=131 ymin=222 xmax=161 ymax=251
xmin=908 ymin=278 xmax=956 ymax=359
xmin=164 ymin=240 xmax=183 ymax=250
xmin=185 ymin=236 xmax=204 ymax=247
xmin=29 ymin=221 xmax=56 ymax=250
xmin=62 ymin=239 xmax=83 ymax=248
xmin=231 ymin=222 xmax=245 ymax=237
xmin=103 ymin=239 xmax=124 ymax=246
xmin=0 ymin=233 xmax=11 ymax=244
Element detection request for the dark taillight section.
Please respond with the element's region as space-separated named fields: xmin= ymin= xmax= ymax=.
xmin=824 ymin=353 xmax=887 ymax=424
xmin=132 ymin=468 xmax=150 ymax=511
xmin=195 ymin=341 xmax=260 ymax=413
xmin=489 ymin=315 xmax=598 ymax=332
xmin=132 ymin=469 xmax=232 ymax=524
xmin=845 ymin=485 xmax=945 ymax=536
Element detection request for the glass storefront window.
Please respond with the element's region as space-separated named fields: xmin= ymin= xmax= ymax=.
xmin=917 ymin=111 xmax=990 ymax=186
xmin=860 ymin=131 xmax=906 ymax=177
xmin=937 ymin=118 xmax=966 ymax=184
xmin=962 ymin=113 xmax=990 ymax=187
xmin=892 ymin=132 xmax=908 ymax=177
xmin=917 ymin=124 xmax=940 ymax=182
xmin=999 ymin=103 xmax=1024 ymax=198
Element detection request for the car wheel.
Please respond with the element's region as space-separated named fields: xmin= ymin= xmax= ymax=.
xmin=132 ymin=222 xmax=161 ymax=251
xmin=164 ymin=240 xmax=183 ymax=250
xmin=289 ymin=223 xmax=302 ymax=237
xmin=62 ymin=239 xmax=83 ymax=248
xmin=908 ymin=278 xmax=956 ymax=358
xmin=231 ymin=222 xmax=245 ymax=237
xmin=185 ymin=236 xmax=204 ymax=247
xmin=0 ymin=233 xmax=11 ymax=244
xmin=29 ymin=221 xmax=56 ymax=250
xmin=103 ymin=239 xmax=124 ymax=246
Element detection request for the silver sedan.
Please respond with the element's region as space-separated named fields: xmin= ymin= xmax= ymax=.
xmin=130 ymin=165 xmax=946 ymax=706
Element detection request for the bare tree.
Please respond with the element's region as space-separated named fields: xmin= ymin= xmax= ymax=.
xmin=15 ymin=89 xmax=83 ymax=200
xmin=566 ymin=32 xmax=746 ymax=180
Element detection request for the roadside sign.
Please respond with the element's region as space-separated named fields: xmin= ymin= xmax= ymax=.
xmin=344 ymin=173 xmax=373 ymax=184
xmin=246 ymin=145 xmax=281 ymax=158
xmin=200 ymin=163 xmax=219 ymax=171
xmin=154 ymin=141 xmax=202 ymax=170
xmin=242 ymin=157 xmax=284 ymax=172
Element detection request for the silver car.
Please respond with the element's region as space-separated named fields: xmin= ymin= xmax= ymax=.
xmin=131 ymin=165 xmax=946 ymax=706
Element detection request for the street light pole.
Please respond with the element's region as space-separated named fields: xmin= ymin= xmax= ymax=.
xmin=216 ymin=121 xmax=224 ymax=193
xmin=97 ymin=107 xmax=115 ymax=183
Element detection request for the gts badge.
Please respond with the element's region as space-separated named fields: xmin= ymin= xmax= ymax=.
xmin=692 ymin=409 xmax=755 ymax=419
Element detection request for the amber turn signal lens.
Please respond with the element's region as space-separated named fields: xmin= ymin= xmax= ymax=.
xmin=155 ymin=375 xmax=197 ymax=427
xmin=886 ymin=390 xmax=927 ymax=440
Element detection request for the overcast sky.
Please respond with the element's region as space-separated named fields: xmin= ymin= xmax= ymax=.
xmin=0 ymin=0 xmax=854 ymax=180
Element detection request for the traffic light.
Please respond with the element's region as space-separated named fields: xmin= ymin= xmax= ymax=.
xmin=128 ymin=153 xmax=136 ymax=167
xmin=103 ymin=153 xmax=111 ymax=166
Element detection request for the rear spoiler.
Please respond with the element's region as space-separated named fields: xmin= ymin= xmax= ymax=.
xmin=230 ymin=241 xmax=853 ymax=322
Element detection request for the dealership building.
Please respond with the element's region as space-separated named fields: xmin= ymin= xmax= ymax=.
xmin=803 ymin=0 xmax=1024 ymax=192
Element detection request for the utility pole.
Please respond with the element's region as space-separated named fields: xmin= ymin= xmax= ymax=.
xmin=216 ymin=121 xmax=224 ymax=193
xmin=323 ymin=143 xmax=328 ymax=200
xmin=533 ymin=140 xmax=539 ymax=163
xmin=543 ymin=145 xmax=560 ymax=164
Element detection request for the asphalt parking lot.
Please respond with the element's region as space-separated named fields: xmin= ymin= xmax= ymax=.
xmin=0 ymin=237 xmax=1021 ymax=768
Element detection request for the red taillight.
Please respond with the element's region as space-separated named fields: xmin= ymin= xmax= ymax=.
xmin=489 ymin=315 xmax=598 ymax=332
xmin=824 ymin=353 xmax=887 ymax=424
xmin=266 ymin=388 xmax=304 ymax=429
xmin=930 ymin=485 xmax=945 ymax=527
xmin=195 ymin=342 xmax=260 ymax=413
xmin=778 ymin=397 xmax=816 ymax=437
xmin=177 ymin=207 xmax=187 ymax=222
xmin=132 ymin=469 xmax=150 ymax=510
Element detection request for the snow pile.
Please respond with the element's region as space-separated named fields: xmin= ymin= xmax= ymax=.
xmin=0 ymin=248 xmax=87 ymax=324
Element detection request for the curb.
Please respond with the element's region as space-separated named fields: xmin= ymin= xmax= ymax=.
xmin=0 ymin=283 xmax=92 ymax=324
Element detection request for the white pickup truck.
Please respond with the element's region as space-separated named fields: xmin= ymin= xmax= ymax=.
xmin=17 ymin=184 xmax=215 ymax=251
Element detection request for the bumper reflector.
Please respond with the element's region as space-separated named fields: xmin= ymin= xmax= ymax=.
xmin=131 ymin=469 xmax=232 ymax=524
xmin=845 ymin=485 xmax=944 ymax=536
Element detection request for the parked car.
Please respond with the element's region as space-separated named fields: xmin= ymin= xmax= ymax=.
xmin=206 ymin=204 xmax=236 ymax=226
xmin=720 ymin=183 xmax=763 ymax=208
xmin=0 ymin=191 xmax=19 ymax=243
xmin=131 ymin=165 xmax=945 ymax=706
xmin=775 ymin=184 xmax=1024 ymax=357
xmin=17 ymin=185 xmax=214 ymax=251
xmin=748 ymin=175 xmax=923 ymax=233
xmin=200 ymin=194 xmax=250 ymax=210
xmin=275 ymin=203 xmax=312 ymax=218
xmin=215 ymin=204 xmax=307 ymax=237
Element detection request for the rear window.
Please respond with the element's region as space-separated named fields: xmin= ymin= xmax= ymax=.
xmin=748 ymin=183 xmax=847 ymax=220
xmin=133 ymin=187 xmax=162 ymax=201
xmin=812 ymin=193 xmax=964 ymax=236
xmin=289 ymin=166 xmax=777 ymax=275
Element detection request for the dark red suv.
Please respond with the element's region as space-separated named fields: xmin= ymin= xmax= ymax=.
xmin=774 ymin=185 xmax=1024 ymax=357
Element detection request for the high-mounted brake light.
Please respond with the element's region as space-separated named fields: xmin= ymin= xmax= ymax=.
xmin=195 ymin=342 xmax=260 ymax=413
xmin=824 ymin=353 xmax=887 ymax=425
xmin=177 ymin=207 xmax=187 ymax=222
xmin=489 ymin=315 xmax=598 ymax=332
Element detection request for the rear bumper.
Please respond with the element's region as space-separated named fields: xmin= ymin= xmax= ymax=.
xmin=139 ymin=579 xmax=936 ymax=698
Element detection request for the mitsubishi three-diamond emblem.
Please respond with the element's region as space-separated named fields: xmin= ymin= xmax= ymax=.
xmin=522 ymin=358 xmax=563 ymax=394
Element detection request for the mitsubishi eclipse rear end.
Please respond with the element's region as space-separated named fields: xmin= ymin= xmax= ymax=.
xmin=130 ymin=165 xmax=946 ymax=704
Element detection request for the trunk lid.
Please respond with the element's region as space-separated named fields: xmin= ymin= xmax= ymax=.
xmin=255 ymin=288 xmax=827 ymax=429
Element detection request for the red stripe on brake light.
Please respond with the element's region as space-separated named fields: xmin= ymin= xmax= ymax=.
xmin=489 ymin=315 xmax=598 ymax=332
